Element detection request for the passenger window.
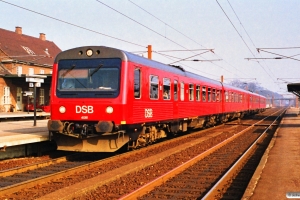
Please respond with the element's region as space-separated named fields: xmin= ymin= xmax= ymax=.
xmin=196 ymin=85 xmax=200 ymax=101
xmin=208 ymin=87 xmax=211 ymax=102
xmin=231 ymin=92 xmax=234 ymax=102
xmin=150 ymin=75 xmax=159 ymax=99
xmin=212 ymin=88 xmax=216 ymax=102
xmin=189 ymin=84 xmax=194 ymax=101
xmin=134 ymin=68 xmax=141 ymax=98
xmin=174 ymin=80 xmax=178 ymax=101
xmin=202 ymin=86 xmax=206 ymax=102
xmin=216 ymin=90 xmax=220 ymax=102
xmin=163 ymin=78 xmax=171 ymax=100
xmin=180 ymin=82 xmax=184 ymax=101
xmin=225 ymin=91 xmax=228 ymax=102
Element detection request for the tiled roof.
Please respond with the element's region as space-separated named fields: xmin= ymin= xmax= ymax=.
xmin=0 ymin=27 xmax=61 ymax=66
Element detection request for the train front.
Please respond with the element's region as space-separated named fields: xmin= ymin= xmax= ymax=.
xmin=48 ymin=46 xmax=129 ymax=152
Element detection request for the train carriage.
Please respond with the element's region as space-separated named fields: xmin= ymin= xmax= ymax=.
xmin=48 ymin=46 xmax=266 ymax=152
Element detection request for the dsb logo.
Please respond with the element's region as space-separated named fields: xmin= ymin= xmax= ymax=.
xmin=76 ymin=105 xmax=94 ymax=114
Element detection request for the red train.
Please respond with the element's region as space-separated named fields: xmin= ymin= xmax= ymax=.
xmin=48 ymin=46 xmax=266 ymax=152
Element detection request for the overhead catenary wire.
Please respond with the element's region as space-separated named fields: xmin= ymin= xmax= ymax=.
xmin=95 ymin=0 xmax=191 ymax=51
xmin=0 ymin=0 xmax=145 ymax=48
xmin=216 ymin=0 xmax=276 ymax=86
xmin=128 ymin=0 xmax=248 ymax=79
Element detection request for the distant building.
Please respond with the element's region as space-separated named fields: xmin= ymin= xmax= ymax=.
xmin=0 ymin=26 xmax=61 ymax=112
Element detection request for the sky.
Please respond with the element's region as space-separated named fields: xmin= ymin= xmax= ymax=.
xmin=1 ymin=0 xmax=300 ymax=96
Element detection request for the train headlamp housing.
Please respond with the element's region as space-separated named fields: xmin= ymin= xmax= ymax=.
xmin=59 ymin=106 xmax=66 ymax=114
xmin=86 ymin=49 xmax=93 ymax=57
xmin=106 ymin=106 xmax=113 ymax=114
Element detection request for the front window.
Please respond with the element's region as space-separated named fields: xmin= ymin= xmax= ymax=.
xmin=56 ymin=58 xmax=121 ymax=98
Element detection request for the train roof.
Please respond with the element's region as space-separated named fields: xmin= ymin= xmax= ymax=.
xmin=55 ymin=46 xmax=265 ymax=98
xmin=123 ymin=49 xmax=222 ymax=87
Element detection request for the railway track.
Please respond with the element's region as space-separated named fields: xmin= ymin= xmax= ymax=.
xmin=120 ymin=108 xmax=285 ymax=200
xmin=0 ymin=108 xmax=284 ymax=199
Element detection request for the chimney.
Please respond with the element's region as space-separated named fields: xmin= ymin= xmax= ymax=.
xmin=15 ymin=26 xmax=22 ymax=35
xmin=39 ymin=33 xmax=46 ymax=41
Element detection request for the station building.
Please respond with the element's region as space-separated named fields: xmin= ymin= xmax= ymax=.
xmin=0 ymin=26 xmax=61 ymax=112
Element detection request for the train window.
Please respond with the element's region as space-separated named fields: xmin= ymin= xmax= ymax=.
xmin=163 ymin=78 xmax=171 ymax=100
xmin=240 ymin=94 xmax=243 ymax=103
xmin=56 ymin=58 xmax=121 ymax=98
xmin=212 ymin=88 xmax=216 ymax=102
xmin=189 ymin=84 xmax=194 ymax=101
xmin=174 ymin=80 xmax=178 ymax=101
xmin=216 ymin=90 xmax=220 ymax=102
xmin=180 ymin=82 xmax=184 ymax=101
xmin=134 ymin=68 xmax=141 ymax=99
xmin=231 ymin=92 xmax=234 ymax=102
xmin=196 ymin=85 xmax=200 ymax=101
xmin=225 ymin=91 xmax=228 ymax=102
xmin=202 ymin=86 xmax=206 ymax=102
xmin=150 ymin=75 xmax=159 ymax=99
xmin=207 ymin=87 xmax=211 ymax=102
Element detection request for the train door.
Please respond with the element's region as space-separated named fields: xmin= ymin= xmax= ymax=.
xmin=173 ymin=78 xmax=179 ymax=119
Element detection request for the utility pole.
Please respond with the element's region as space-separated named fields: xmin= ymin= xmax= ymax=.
xmin=147 ymin=45 xmax=152 ymax=60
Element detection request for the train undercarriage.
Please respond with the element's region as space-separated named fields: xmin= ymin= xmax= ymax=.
xmin=48 ymin=109 xmax=264 ymax=152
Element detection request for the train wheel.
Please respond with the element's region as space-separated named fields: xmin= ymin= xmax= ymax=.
xmin=67 ymin=123 xmax=75 ymax=134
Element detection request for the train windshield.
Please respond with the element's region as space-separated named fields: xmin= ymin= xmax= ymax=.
xmin=56 ymin=58 xmax=121 ymax=98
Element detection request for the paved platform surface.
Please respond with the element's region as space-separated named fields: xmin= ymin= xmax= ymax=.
xmin=0 ymin=112 xmax=49 ymax=148
xmin=243 ymin=107 xmax=300 ymax=200
xmin=0 ymin=111 xmax=50 ymax=119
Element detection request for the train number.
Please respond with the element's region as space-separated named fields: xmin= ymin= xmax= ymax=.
xmin=145 ymin=108 xmax=153 ymax=118
xmin=76 ymin=105 xmax=94 ymax=114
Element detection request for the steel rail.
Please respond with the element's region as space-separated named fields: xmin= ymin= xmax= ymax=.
xmin=202 ymin=108 xmax=286 ymax=199
xmin=0 ymin=124 xmax=223 ymax=197
xmin=0 ymin=154 xmax=81 ymax=177
xmin=118 ymin=108 xmax=285 ymax=200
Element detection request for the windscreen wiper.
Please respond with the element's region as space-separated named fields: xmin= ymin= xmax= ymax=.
xmin=90 ymin=64 xmax=103 ymax=77
xmin=62 ymin=64 xmax=76 ymax=77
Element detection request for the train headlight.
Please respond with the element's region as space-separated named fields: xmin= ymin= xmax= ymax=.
xmin=106 ymin=106 xmax=113 ymax=114
xmin=59 ymin=106 xmax=66 ymax=114
xmin=86 ymin=49 xmax=93 ymax=57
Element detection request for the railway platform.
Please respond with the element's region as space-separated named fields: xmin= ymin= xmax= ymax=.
xmin=0 ymin=112 xmax=52 ymax=159
xmin=243 ymin=107 xmax=300 ymax=200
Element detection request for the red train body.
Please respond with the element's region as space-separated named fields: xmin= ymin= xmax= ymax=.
xmin=48 ymin=46 xmax=266 ymax=152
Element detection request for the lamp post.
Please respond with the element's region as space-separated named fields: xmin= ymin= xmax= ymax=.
xmin=26 ymin=75 xmax=47 ymax=126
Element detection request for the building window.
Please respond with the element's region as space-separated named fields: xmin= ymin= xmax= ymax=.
xmin=17 ymin=66 xmax=22 ymax=76
xmin=163 ymin=78 xmax=171 ymax=100
xmin=150 ymin=75 xmax=159 ymax=99
xmin=3 ymin=87 xmax=10 ymax=104
xmin=21 ymin=45 xmax=35 ymax=55
xmin=29 ymin=68 xmax=34 ymax=75
xmin=39 ymin=89 xmax=45 ymax=105
xmin=40 ymin=69 xmax=45 ymax=74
